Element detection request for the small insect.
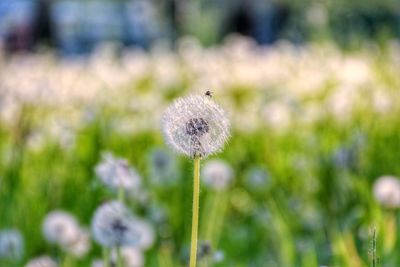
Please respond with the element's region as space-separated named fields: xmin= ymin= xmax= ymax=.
xmin=205 ymin=91 xmax=213 ymax=98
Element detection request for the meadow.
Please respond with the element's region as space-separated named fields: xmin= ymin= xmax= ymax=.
xmin=0 ymin=36 xmax=400 ymax=266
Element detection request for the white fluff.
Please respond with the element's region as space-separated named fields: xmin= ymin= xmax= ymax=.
xmin=162 ymin=94 xmax=230 ymax=158
xmin=25 ymin=256 xmax=58 ymax=267
xmin=373 ymin=175 xmax=400 ymax=208
xmin=202 ymin=159 xmax=234 ymax=190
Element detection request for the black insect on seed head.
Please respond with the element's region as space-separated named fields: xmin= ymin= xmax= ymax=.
xmin=185 ymin=118 xmax=209 ymax=137
xmin=205 ymin=90 xmax=213 ymax=98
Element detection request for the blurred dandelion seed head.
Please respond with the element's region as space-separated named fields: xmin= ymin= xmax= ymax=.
xmin=42 ymin=211 xmax=80 ymax=247
xmin=110 ymin=247 xmax=144 ymax=267
xmin=373 ymin=175 xmax=400 ymax=208
xmin=95 ymin=152 xmax=141 ymax=191
xmin=162 ymin=94 xmax=230 ymax=158
xmin=66 ymin=228 xmax=91 ymax=257
xmin=202 ymin=159 xmax=234 ymax=190
xmin=25 ymin=256 xmax=58 ymax=267
xmin=0 ymin=229 xmax=24 ymax=260
xmin=91 ymin=201 xmax=144 ymax=248
xmin=148 ymin=148 xmax=178 ymax=185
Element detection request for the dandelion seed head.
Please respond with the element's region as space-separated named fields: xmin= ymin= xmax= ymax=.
xmin=162 ymin=94 xmax=230 ymax=158
xmin=95 ymin=152 xmax=141 ymax=191
xmin=110 ymin=247 xmax=144 ymax=267
xmin=25 ymin=256 xmax=58 ymax=267
xmin=134 ymin=220 xmax=155 ymax=251
xmin=373 ymin=175 xmax=400 ymax=208
xmin=245 ymin=167 xmax=270 ymax=190
xmin=42 ymin=211 xmax=80 ymax=247
xmin=148 ymin=148 xmax=178 ymax=185
xmin=0 ymin=229 xmax=24 ymax=260
xmin=65 ymin=228 xmax=91 ymax=258
xmin=91 ymin=201 xmax=141 ymax=248
xmin=91 ymin=259 xmax=104 ymax=267
xmin=202 ymin=159 xmax=234 ymax=190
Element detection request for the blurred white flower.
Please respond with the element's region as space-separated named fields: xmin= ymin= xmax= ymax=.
xmin=25 ymin=256 xmax=58 ymax=267
xmin=42 ymin=210 xmax=90 ymax=257
xmin=202 ymin=159 xmax=234 ymax=190
xmin=91 ymin=259 xmax=104 ymax=267
xmin=42 ymin=211 xmax=80 ymax=247
xmin=0 ymin=229 xmax=24 ymax=260
xmin=95 ymin=152 xmax=141 ymax=191
xmin=148 ymin=148 xmax=178 ymax=185
xmin=213 ymin=250 xmax=225 ymax=263
xmin=373 ymin=175 xmax=400 ymax=208
xmin=162 ymin=94 xmax=230 ymax=158
xmin=134 ymin=220 xmax=155 ymax=251
xmin=92 ymin=201 xmax=147 ymax=248
xmin=66 ymin=228 xmax=91 ymax=257
xmin=245 ymin=167 xmax=270 ymax=190
xmin=92 ymin=247 xmax=144 ymax=267
xmin=111 ymin=247 xmax=144 ymax=267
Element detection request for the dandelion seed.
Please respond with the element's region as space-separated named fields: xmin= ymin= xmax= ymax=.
xmin=25 ymin=256 xmax=58 ymax=267
xmin=0 ymin=229 xmax=24 ymax=260
xmin=373 ymin=175 xmax=400 ymax=208
xmin=162 ymin=94 xmax=230 ymax=158
xmin=95 ymin=152 xmax=141 ymax=191
xmin=91 ymin=201 xmax=143 ymax=248
xmin=202 ymin=159 xmax=234 ymax=190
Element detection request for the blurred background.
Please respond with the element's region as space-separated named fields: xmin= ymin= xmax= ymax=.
xmin=1 ymin=0 xmax=400 ymax=54
xmin=1 ymin=0 xmax=400 ymax=267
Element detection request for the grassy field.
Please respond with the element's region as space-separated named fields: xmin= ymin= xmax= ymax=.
xmin=0 ymin=37 xmax=400 ymax=266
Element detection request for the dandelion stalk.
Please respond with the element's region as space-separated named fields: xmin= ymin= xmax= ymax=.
xmin=103 ymin=247 xmax=110 ymax=267
xmin=116 ymin=246 xmax=123 ymax=267
xmin=118 ymin=186 xmax=125 ymax=203
xmin=372 ymin=227 xmax=377 ymax=267
xmin=190 ymin=156 xmax=201 ymax=267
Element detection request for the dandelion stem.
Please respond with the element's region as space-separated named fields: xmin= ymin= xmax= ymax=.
xmin=190 ymin=156 xmax=201 ymax=267
xmin=117 ymin=246 xmax=123 ymax=267
xmin=103 ymin=247 xmax=110 ymax=267
xmin=372 ymin=227 xmax=377 ymax=267
xmin=118 ymin=186 xmax=125 ymax=203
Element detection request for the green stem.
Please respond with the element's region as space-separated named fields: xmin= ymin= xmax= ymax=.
xmin=372 ymin=227 xmax=377 ymax=267
xmin=117 ymin=246 xmax=123 ymax=267
xmin=62 ymin=253 xmax=73 ymax=267
xmin=103 ymin=247 xmax=110 ymax=267
xmin=190 ymin=156 xmax=201 ymax=267
xmin=118 ymin=186 xmax=125 ymax=203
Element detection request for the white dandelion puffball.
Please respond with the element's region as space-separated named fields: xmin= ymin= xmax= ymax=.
xmin=42 ymin=211 xmax=81 ymax=247
xmin=245 ymin=167 xmax=270 ymax=190
xmin=202 ymin=159 xmax=234 ymax=190
xmin=0 ymin=229 xmax=24 ymax=260
xmin=91 ymin=259 xmax=104 ymax=267
xmin=25 ymin=256 xmax=58 ymax=267
xmin=111 ymin=247 xmax=144 ymax=267
xmin=91 ymin=201 xmax=143 ymax=248
xmin=95 ymin=152 xmax=141 ymax=191
xmin=148 ymin=148 xmax=178 ymax=185
xmin=134 ymin=220 xmax=155 ymax=250
xmin=65 ymin=228 xmax=91 ymax=257
xmin=162 ymin=94 xmax=230 ymax=158
xmin=373 ymin=175 xmax=400 ymax=208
